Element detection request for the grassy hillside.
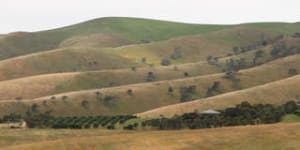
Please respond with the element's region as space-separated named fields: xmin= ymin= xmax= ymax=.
xmin=0 ymin=27 xmax=281 ymax=81
xmin=0 ymin=17 xmax=299 ymax=117
xmin=0 ymin=35 xmax=298 ymax=101
xmin=0 ymin=47 xmax=144 ymax=81
xmin=110 ymin=28 xmax=280 ymax=65
xmin=1 ymin=54 xmax=300 ymax=116
xmin=0 ymin=17 xmax=230 ymax=60
xmin=0 ymin=61 xmax=220 ymax=100
xmin=138 ymin=74 xmax=300 ymax=118
xmin=1 ymin=123 xmax=300 ymax=150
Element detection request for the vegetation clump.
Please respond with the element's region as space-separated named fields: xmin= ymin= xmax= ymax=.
xmin=141 ymin=101 xmax=300 ymax=130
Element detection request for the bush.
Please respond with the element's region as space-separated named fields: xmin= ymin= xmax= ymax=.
xmin=127 ymin=89 xmax=133 ymax=96
xmin=168 ymin=87 xmax=173 ymax=94
xmin=62 ymin=95 xmax=68 ymax=100
xmin=131 ymin=66 xmax=136 ymax=71
xmin=161 ymin=58 xmax=171 ymax=66
xmin=81 ymin=100 xmax=89 ymax=109
xmin=180 ymin=85 xmax=197 ymax=102
xmin=103 ymin=96 xmax=118 ymax=107
xmin=184 ymin=72 xmax=189 ymax=77
xmin=170 ymin=48 xmax=182 ymax=60
xmin=207 ymin=81 xmax=222 ymax=96
xmin=288 ymin=68 xmax=298 ymax=76
xmin=141 ymin=57 xmax=147 ymax=63
xmin=145 ymin=71 xmax=155 ymax=81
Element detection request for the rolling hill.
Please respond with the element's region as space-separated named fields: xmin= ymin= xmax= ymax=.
xmin=138 ymin=73 xmax=300 ymax=118
xmin=0 ymin=53 xmax=300 ymax=116
xmin=0 ymin=27 xmax=281 ymax=81
xmin=1 ymin=16 xmax=300 ymax=150
xmin=0 ymin=17 xmax=299 ymax=118
xmin=0 ymin=17 xmax=230 ymax=60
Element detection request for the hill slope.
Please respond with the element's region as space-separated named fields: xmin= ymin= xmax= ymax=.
xmin=0 ymin=54 xmax=300 ymax=116
xmin=0 ymin=17 xmax=230 ymax=60
xmin=138 ymin=74 xmax=300 ymax=118
xmin=0 ymin=27 xmax=281 ymax=81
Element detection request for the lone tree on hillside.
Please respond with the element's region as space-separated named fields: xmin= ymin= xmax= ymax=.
xmin=127 ymin=89 xmax=133 ymax=96
xmin=184 ymin=72 xmax=189 ymax=77
xmin=206 ymin=81 xmax=222 ymax=97
xmin=161 ymin=57 xmax=171 ymax=66
xmin=170 ymin=47 xmax=182 ymax=60
xmin=81 ymin=100 xmax=89 ymax=109
xmin=288 ymin=68 xmax=298 ymax=76
xmin=168 ymin=86 xmax=174 ymax=95
xmin=141 ymin=57 xmax=147 ymax=63
xmin=146 ymin=71 xmax=155 ymax=81
xmin=131 ymin=66 xmax=136 ymax=71
xmin=180 ymin=85 xmax=197 ymax=102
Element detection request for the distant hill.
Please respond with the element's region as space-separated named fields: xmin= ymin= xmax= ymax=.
xmin=0 ymin=17 xmax=229 ymax=60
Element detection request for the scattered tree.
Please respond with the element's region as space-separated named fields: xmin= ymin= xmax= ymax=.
xmin=288 ymin=68 xmax=298 ymax=76
xmin=146 ymin=71 xmax=155 ymax=81
xmin=161 ymin=57 xmax=171 ymax=66
xmin=81 ymin=100 xmax=89 ymax=109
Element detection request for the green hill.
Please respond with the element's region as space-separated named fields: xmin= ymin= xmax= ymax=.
xmin=0 ymin=17 xmax=229 ymax=60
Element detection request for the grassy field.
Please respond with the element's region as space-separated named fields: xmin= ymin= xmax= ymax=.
xmin=0 ymin=123 xmax=299 ymax=150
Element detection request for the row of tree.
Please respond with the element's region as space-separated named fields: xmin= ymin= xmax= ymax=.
xmin=9 ymin=114 xmax=136 ymax=129
xmin=139 ymin=101 xmax=300 ymax=130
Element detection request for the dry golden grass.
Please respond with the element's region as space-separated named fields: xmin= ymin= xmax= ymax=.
xmin=0 ymin=54 xmax=300 ymax=116
xmin=0 ymin=61 xmax=219 ymax=100
xmin=0 ymin=47 xmax=142 ymax=81
xmin=1 ymin=123 xmax=300 ymax=150
xmin=138 ymin=74 xmax=300 ymax=118
xmin=0 ymin=28 xmax=278 ymax=81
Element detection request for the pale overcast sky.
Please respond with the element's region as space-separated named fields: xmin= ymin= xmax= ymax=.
xmin=0 ymin=0 xmax=299 ymax=33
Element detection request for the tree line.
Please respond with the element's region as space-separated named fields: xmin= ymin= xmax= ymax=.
xmin=138 ymin=101 xmax=300 ymax=130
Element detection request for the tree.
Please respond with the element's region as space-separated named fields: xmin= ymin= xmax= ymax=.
xmin=207 ymin=81 xmax=222 ymax=96
xmin=161 ymin=58 xmax=171 ymax=66
xmin=62 ymin=95 xmax=68 ymax=100
xmin=131 ymin=66 xmax=136 ymax=71
xmin=141 ymin=57 xmax=147 ymax=63
xmin=127 ymin=89 xmax=133 ymax=96
xmin=31 ymin=104 xmax=39 ymax=113
xmin=233 ymin=46 xmax=240 ymax=54
xmin=253 ymin=49 xmax=265 ymax=65
xmin=170 ymin=47 xmax=182 ymax=60
xmin=168 ymin=87 xmax=173 ymax=94
xmin=207 ymin=55 xmax=218 ymax=65
xmin=288 ymin=68 xmax=298 ymax=76
xmin=103 ymin=95 xmax=118 ymax=107
xmin=146 ymin=71 xmax=155 ymax=81
xmin=283 ymin=101 xmax=298 ymax=114
xmin=184 ymin=72 xmax=189 ymax=77
xmin=180 ymin=85 xmax=197 ymax=102
xmin=81 ymin=100 xmax=89 ymax=109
